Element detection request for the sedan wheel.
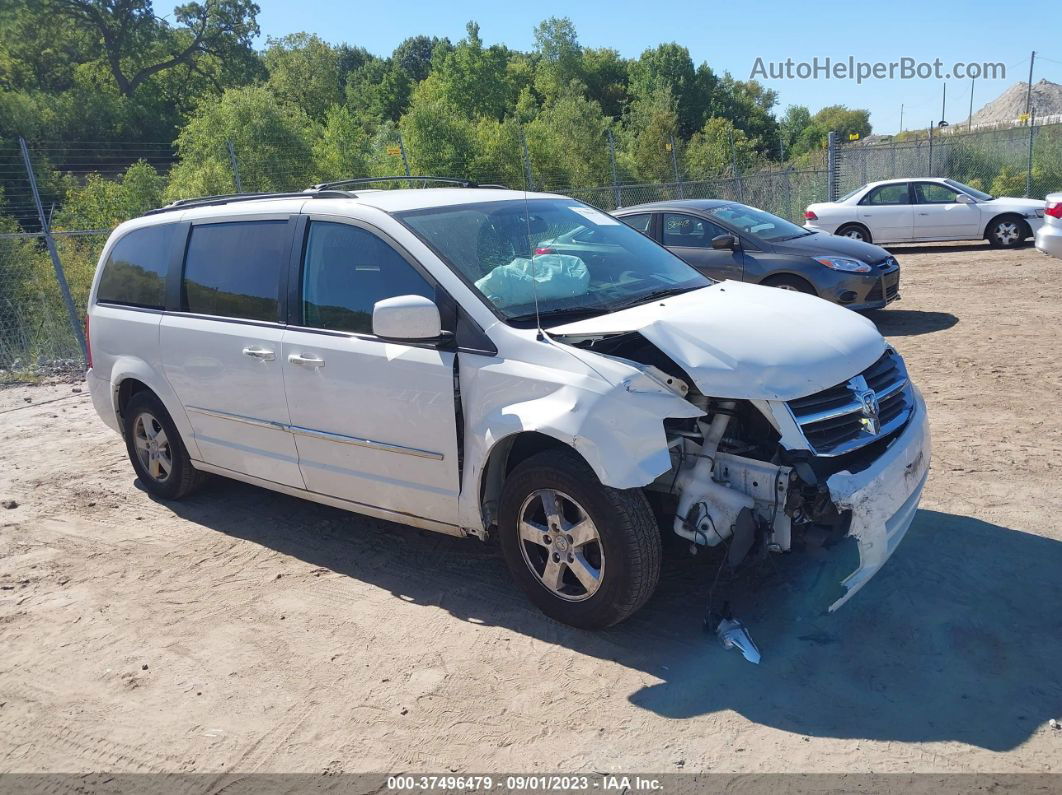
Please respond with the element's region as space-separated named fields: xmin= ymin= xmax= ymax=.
xmin=517 ymin=488 xmax=604 ymax=602
xmin=989 ymin=218 xmax=1028 ymax=248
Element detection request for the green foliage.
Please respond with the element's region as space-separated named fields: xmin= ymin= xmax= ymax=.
xmin=686 ymin=118 xmax=758 ymax=178
xmin=314 ymin=105 xmax=371 ymax=182
xmin=265 ymin=33 xmax=342 ymax=122
xmin=53 ymin=161 xmax=165 ymax=229
xmin=526 ymin=93 xmax=611 ymax=189
xmin=166 ymin=86 xmax=316 ymax=196
xmin=400 ymin=96 xmax=475 ymax=176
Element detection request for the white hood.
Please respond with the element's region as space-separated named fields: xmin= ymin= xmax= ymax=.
xmin=985 ymin=196 xmax=1045 ymax=211
xmin=550 ymin=281 xmax=886 ymax=401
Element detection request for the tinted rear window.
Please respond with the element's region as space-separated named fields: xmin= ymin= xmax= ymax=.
xmin=182 ymin=221 xmax=288 ymax=322
xmin=96 ymin=224 xmax=177 ymax=309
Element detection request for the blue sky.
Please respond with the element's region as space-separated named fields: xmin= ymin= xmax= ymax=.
xmin=254 ymin=0 xmax=1062 ymax=134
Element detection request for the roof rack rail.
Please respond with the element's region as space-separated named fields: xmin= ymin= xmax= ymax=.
xmin=143 ymin=189 xmax=357 ymax=216
xmin=311 ymin=176 xmax=507 ymax=191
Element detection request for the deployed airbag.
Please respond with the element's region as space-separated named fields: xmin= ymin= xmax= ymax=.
xmin=475 ymin=254 xmax=590 ymax=309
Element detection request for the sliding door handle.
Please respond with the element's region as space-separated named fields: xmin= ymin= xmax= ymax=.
xmin=242 ymin=346 xmax=275 ymax=361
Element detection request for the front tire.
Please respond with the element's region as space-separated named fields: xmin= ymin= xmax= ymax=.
xmin=122 ymin=391 xmax=205 ymax=500
xmin=836 ymin=223 xmax=872 ymax=243
xmin=987 ymin=216 xmax=1030 ymax=249
xmin=498 ymin=449 xmax=661 ymax=629
xmin=761 ymin=274 xmax=816 ymax=295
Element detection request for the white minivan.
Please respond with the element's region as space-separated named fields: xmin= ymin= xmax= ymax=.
xmin=86 ymin=183 xmax=930 ymax=631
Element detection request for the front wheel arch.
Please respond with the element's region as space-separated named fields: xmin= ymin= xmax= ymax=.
xmin=836 ymin=222 xmax=872 ymax=243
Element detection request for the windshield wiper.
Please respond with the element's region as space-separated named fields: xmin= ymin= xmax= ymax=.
xmin=507 ymin=306 xmax=608 ymax=323
xmin=609 ymin=285 xmax=701 ymax=312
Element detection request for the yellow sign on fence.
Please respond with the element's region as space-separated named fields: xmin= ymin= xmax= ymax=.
xmin=386 ymin=146 xmax=402 ymax=157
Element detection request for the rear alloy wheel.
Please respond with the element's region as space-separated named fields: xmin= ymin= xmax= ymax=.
xmin=499 ymin=449 xmax=660 ymax=629
xmin=837 ymin=223 xmax=871 ymax=243
xmin=122 ymin=390 xmax=205 ymax=500
xmin=987 ymin=217 xmax=1030 ymax=249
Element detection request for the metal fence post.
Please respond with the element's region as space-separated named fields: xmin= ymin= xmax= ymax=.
xmin=520 ymin=127 xmax=534 ymax=192
xmin=18 ymin=137 xmax=87 ymax=363
xmin=826 ymin=131 xmax=839 ymax=202
xmin=226 ymin=140 xmax=242 ymax=193
xmin=668 ymin=134 xmax=684 ymax=199
xmin=607 ymin=128 xmax=621 ymax=209
xmin=729 ymin=127 xmax=744 ymax=203
xmin=397 ymin=132 xmax=412 ymax=178
xmin=928 ymin=123 xmax=934 ymax=174
xmin=1026 ymin=108 xmax=1036 ymax=197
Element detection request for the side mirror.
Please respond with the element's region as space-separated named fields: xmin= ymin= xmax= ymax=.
xmin=957 ymin=193 xmax=975 ymax=205
xmin=372 ymin=295 xmax=443 ymax=341
xmin=711 ymin=234 xmax=739 ymax=250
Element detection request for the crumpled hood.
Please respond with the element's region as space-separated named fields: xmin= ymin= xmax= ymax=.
xmin=550 ymin=281 xmax=886 ymax=401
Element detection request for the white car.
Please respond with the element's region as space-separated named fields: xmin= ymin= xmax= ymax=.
xmin=1035 ymin=192 xmax=1062 ymax=259
xmin=85 ymin=182 xmax=930 ymax=634
xmin=805 ymin=178 xmax=1045 ymax=248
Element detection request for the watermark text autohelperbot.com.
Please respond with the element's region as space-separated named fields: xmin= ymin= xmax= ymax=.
xmin=750 ymin=57 xmax=1005 ymax=83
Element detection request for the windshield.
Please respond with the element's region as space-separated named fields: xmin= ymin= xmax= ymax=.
xmin=396 ymin=198 xmax=709 ymax=323
xmin=943 ymin=179 xmax=993 ymax=201
xmin=705 ymin=203 xmax=812 ymax=242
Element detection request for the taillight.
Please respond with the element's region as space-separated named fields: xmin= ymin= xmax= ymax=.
xmin=1046 ymin=201 xmax=1062 ymax=219
xmin=84 ymin=314 xmax=92 ymax=369
xmin=534 ymin=247 xmax=555 ymax=256
xmin=804 ymin=210 xmax=818 ymax=221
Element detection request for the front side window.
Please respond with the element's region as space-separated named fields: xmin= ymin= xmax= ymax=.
xmin=301 ymin=221 xmax=434 ymax=334
xmin=182 ymin=221 xmax=288 ymax=322
xmin=620 ymin=213 xmax=653 ymax=234
xmin=96 ymin=224 xmax=177 ymax=309
xmin=396 ymin=199 xmax=708 ymax=323
xmin=662 ymin=213 xmax=730 ymax=248
xmin=864 ymin=184 xmax=911 ymax=205
xmin=915 ymin=182 xmax=961 ymax=204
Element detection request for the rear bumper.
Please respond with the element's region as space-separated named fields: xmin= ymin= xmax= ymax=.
xmin=824 ymin=387 xmax=931 ymax=610
xmin=87 ymin=369 xmax=121 ymax=434
xmin=1035 ymin=222 xmax=1062 ymax=259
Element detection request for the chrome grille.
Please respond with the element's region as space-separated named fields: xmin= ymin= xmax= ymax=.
xmin=786 ymin=349 xmax=914 ymax=456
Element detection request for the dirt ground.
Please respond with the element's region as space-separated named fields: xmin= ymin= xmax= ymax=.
xmin=1 ymin=241 xmax=1061 ymax=775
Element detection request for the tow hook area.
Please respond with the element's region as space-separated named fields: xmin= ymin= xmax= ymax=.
xmin=708 ymin=605 xmax=762 ymax=664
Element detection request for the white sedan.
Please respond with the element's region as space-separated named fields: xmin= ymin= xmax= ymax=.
xmin=805 ymin=178 xmax=1045 ymax=248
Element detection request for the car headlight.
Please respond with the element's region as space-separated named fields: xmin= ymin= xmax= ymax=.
xmin=814 ymin=255 xmax=872 ymax=273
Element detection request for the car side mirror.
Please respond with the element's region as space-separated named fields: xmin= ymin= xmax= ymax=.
xmin=712 ymin=234 xmax=739 ymax=250
xmin=957 ymin=193 xmax=975 ymax=204
xmin=372 ymin=295 xmax=443 ymax=341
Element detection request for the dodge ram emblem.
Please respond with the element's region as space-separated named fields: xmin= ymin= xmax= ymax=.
xmin=858 ymin=388 xmax=881 ymax=434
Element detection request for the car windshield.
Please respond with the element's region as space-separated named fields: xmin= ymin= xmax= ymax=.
xmin=943 ymin=179 xmax=993 ymax=201
xmin=396 ymin=198 xmax=709 ymax=324
xmin=705 ymin=203 xmax=812 ymax=242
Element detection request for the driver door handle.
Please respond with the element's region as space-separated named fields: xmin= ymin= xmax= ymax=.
xmin=288 ymin=353 xmax=326 ymax=368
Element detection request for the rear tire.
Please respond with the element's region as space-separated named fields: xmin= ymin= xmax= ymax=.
xmin=498 ymin=449 xmax=660 ymax=629
xmin=761 ymin=274 xmax=816 ymax=295
xmin=122 ymin=391 xmax=205 ymax=500
xmin=836 ymin=223 xmax=872 ymax=243
xmin=986 ymin=216 xmax=1030 ymax=249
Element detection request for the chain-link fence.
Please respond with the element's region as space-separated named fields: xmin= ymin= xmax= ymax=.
xmin=3 ymin=121 xmax=1060 ymax=381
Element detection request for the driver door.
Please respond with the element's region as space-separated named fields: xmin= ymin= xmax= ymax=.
xmin=912 ymin=182 xmax=982 ymax=239
xmin=281 ymin=217 xmax=462 ymax=526
xmin=661 ymin=212 xmax=744 ymax=281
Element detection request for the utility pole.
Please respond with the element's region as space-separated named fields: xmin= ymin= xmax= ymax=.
xmin=1025 ymin=51 xmax=1036 ymax=121
xmin=226 ymin=140 xmax=242 ymax=192
xmin=940 ymin=83 xmax=947 ymax=127
xmin=607 ymin=128 xmax=621 ymax=209
xmin=968 ymin=77 xmax=975 ymax=132
xmin=668 ymin=134 xmax=683 ymax=199
xmin=899 ymin=103 xmax=904 ymax=133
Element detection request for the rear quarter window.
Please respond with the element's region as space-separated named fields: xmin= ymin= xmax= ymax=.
xmin=96 ymin=224 xmax=177 ymax=309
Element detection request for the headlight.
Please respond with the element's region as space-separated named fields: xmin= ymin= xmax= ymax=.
xmin=814 ymin=255 xmax=872 ymax=273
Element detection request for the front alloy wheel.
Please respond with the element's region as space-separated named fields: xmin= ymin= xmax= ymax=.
xmin=518 ymin=488 xmax=604 ymax=601
xmin=989 ymin=218 xmax=1028 ymax=248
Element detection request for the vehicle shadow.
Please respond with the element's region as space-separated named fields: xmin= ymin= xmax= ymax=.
xmin=864 ymin=309 xmax=959 ymax=336
xmin=884 ymin=242 xmax=990 ymax=255
xmin=160 ymin=480 xmax=1062 ymax=752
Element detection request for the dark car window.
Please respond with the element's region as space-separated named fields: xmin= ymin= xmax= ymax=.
xmin=301 ymin=221 xmax=434 ymax=335
xmin=620 ymin=213 xmax=653 ymax=234
xmin=182 ymin=221 xmax=288 ymax=322
xmin=662 ymin=213 xmax=729 ymax=248
xmin=96 ymin=224 xmax=177 ymax=309
xmin=862 ymin=184 xmax=911 ymax=205
xmin=914 ymin=182 xmax=962 ymax=204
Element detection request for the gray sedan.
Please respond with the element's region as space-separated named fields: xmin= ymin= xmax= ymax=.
xmin=613 ymin=200 xmax=900 ymax=310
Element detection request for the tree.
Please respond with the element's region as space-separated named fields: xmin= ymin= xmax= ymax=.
xmin=779 ymin=105 xmax=812 ymax=157
xmin=392 ymin=35 xmax=441 ymax=83
xmin=313 ymin=104 xmax=371 ymax=182
xmin=400 ymin=96 xmax=475 ymax=177
xmin=582 ymin=48 xmax=629 ymax=120
xmin=45 ymin=0 xmax=259 ymax=97
xmin=421 ymin=21 xmax=512 ymax=120
xmin=264 ymin=32 xmax=340 ymax=122
xmin=526 ymin=91 xmax=610 ymax=189
xmin=345 ymin=58 xmax=412 ymax=125
xmin=685 ymin=117 xmax=758 ymax=178
xmin=629 ymin=44 xmax=704 ymax=137
xmin=532 ymin=17 xmax=583 ymax=103
xmin=620 ymin=85 xmax=680 ymax=182
xmin=165 ymin=85 xmax=315 ymax=197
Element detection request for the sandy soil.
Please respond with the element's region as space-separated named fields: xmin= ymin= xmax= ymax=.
xmin=1 ymin=241 xmax=1061 ymax=775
